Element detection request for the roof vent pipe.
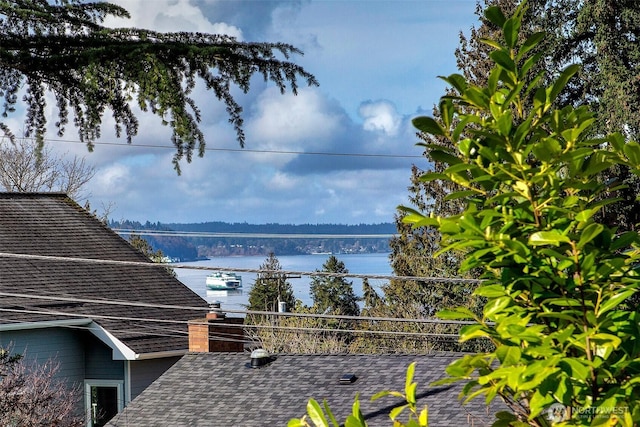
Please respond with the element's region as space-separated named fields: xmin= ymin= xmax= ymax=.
xmin=278 ymin=301 xmax=287 ymax=313
xmin=208 ymin=301 xmax=226 ymax=319
xmin=250 ymin=349 xmax=272 ymax=368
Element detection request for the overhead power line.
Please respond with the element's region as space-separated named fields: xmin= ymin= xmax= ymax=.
xmin=0 ymin=307 xmax=466 ymax=341
xmin=0 ymin=251 xmax=482 ymax=284
xmin=46 ymin=137 xmax=424 ymax=159
xmin=0 ymin=290 xmax=478 ymax=325
xmin=113 ymin=229 xmax=395 ymax=239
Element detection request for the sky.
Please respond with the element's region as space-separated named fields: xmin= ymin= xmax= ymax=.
xmin=40 ymin=0 xmax=481 ymax=225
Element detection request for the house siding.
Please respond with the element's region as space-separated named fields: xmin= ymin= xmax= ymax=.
xmin=130 ymin=356 xmax=181 ymax=399
xmin=0 ymin=327 xmax=86 ymax=384
xmin=85 ymin=334 xmax=125 ymax=380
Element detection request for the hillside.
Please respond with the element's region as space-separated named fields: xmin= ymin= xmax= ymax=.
xmin=110 ymin=220 xmax=396 ymax=261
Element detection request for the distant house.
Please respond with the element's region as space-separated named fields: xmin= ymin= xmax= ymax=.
xmin=106 ymin=311 xmax=505 ymax=427
xmin=0 ymin=193 xmax=210 ymax=426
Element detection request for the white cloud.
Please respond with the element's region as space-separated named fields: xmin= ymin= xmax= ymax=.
xmin=359 ymin=100 xmax=402 ymax=136
xmin=92 ymin=164 xmax=132 ymax=198
xmin=104 ymin=0 xmax=242 ymax=38
xmin=267 ymin=171 xmax=297 ymax=191
xmin=247 ymin=88 xmax=345 ymax=148
xmin=69 ymin=0 xmax=480 ymax=225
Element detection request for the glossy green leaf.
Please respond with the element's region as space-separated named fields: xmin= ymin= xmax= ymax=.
xmin=575 ymin=208 xmax=598 ymax=223
xmin=517 ymin=31 xmax=545 ymax=60
xmin=549 ymin=64 xmax=580 ymax=106
xmin=306 ymin=399 xmax=328 ymax=427
xmin=528 ymin=231 xmax=571 ymax=246
xmin=483 ymin=296 xmax=511 ymax=318
xmin=533 ymin=86 xmax=547 ymax=111
xmin=532 ymin=137 xmax=561 ymax=162
xmin=437 ymin=307 xmax=476 ymax=320
xmin=474 ymin=284 xmax=506 ymax=298
xmin=519 ymin=52 xmax=542 ymax=80
xmin=389 ymin=404 xmax=408 ymax=421
xmin=464 ymin=87 xmax=490 ymax=109
xmin=440 ymin=73 xmax=468 ymax=94
xmin=559 ymin=358 xmax=590 ymax=381
xmin=490 ymin=50 xmax=516 ymax=73
xmin=412 ymin=116 xmax=444 ymax=136
xmin=576 ymin=223 xmax=604 ymax=249
xmin=598 ymin=289 xmax=636 ymax=317
xmin=484 ymin=6 xmax=506 ymax=27
xmin=430 ymin=149 xmax=462 ymax=166
xmin=528 ymin=390 xmax=556 ymax=419
xmin=496 ymin=346 xmax=521 ymax=365
xmin=443 ymin=190 xmax=478 ymax=201
xmin=496 ymin=109 xmax=513 ymax=137
xmin=418 ymin=407 xmax=428 ymax=426
xmin=323 ymin=400 xmax=339 ymax=427
xmin=503 ymin=17 xmax=520 ymax=49
xmin=344 ymin=416 xmax=365 ymax=427
xmin=344 ymin=397 xmax=365 ymax=427
xmin=611 ymin=231 xmax=640 ymax=251
xmin=440 ymin=98 xmax=454 ymax=130
xmin=405 ymin=362 xmax=416 ymax=397
xmin=459 ymin=324 xmax=491 ymax=342
xmin=623 ymin=141 xmax=640 ymax=166
xmin=606 ymin=132 xmax=626 ymax=152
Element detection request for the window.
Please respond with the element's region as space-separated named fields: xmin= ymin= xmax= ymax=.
xmin=84 ymin=380 xmax=124 ymax=427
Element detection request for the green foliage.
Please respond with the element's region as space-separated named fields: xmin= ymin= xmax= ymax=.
xmin=462 ymin=0 xmax=640 ymax=232
xmin=288 ymin=362 xmax=428 ymax=427
xmin=404 ymin=3 xmax=640 ymax=426
xmin=0 ymin=0 xmax=317 ymax=173
xmin=128 ymin=233 xmax=176 ymax=276
xmin=247 ymin=252 xmax=296 ymax=312
xmin=310 ymin=255 xmax=360 ymax=317
xmin=129 ymin=234 xmax=166 ymax=263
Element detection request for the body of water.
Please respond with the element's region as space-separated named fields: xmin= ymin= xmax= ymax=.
xmin=174 ymin=253 xmax=393 ymax=312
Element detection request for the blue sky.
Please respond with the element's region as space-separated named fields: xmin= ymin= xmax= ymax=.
xmin=48 ymin=0 xmax=480 ymax=225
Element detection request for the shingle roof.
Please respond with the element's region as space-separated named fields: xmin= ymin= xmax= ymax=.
xmin=107 ymin=352 xmax=506 ymax=427
xmin=0 ymin=193 xmax=209 ymax=354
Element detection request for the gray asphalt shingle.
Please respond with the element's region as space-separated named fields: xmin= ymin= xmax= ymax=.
xmin=0 ymin=193 xmax=209 ymax=354
xmin=107 ymin=352 xmax=505 ymax=427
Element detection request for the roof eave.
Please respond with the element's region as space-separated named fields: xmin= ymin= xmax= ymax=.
xmin=87 ymin=321 xmax=138 ymax=360
xmin=0 ymin=318 xmax=93 ymax=331
xmin=135 ymin=349 xmax=188 ymax=360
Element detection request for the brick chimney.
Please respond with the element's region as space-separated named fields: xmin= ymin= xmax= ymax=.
xmin=188 ymin=302 xmax=244 ymax=352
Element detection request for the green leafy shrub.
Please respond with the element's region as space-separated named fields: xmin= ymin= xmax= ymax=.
xmin=288 ymin=362 xmax=428 ymax=427
xmin=402 ymin=3 xmax=640 ymax=426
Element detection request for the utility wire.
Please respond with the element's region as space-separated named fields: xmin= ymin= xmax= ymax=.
xmin=0 ymin=251 xmax=481 ymax=284
xmin=0 ymin=291 xmax=478 ymax=325
xmin=46 ymin=137 xmax=424 ymax=159
xmin=0 ymin=307 xmax=466 ymax=340
xmin=113 ymin=229 xmax=395 ymax=239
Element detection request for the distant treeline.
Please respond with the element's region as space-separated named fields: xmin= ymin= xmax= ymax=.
xmin=111 ymin=220 xmax=395 ymax=261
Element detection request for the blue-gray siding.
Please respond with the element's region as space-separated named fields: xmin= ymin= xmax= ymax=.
xmin=84 ymin=335 xmax=124 ymax=380
xmin=0 ymin=327 xmax=86 ymax=385
xmin=130 ymin=356 xmax=181 ymax=399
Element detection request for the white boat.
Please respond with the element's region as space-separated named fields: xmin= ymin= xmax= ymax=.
xmin=206 ymin=272 xmax=242 ymax=290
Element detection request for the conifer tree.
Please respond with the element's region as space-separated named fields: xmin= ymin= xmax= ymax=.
xmin=248 ymin=253 xmax=295 ymax=313
xmin=0 ymin=0 xmax=317 ymax=173
xmin=310 ymin=256 xmax=359 ymax=317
